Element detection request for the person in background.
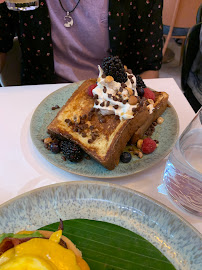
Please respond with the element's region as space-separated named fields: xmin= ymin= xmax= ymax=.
xmin=0 ymin=0 xmax=163 ymax=85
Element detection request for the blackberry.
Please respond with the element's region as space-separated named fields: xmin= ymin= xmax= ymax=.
xmin=102 ymin=56 xmax=127 ymax=83
xmin=136 ymin=75 xmax=146 ymax=88
xmin=60 ymin=140 xmax=84 ymax=162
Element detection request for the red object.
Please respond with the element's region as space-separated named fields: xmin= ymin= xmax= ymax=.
xmin=141 ymin=137 xmax=157 ymax=154
xmin=0 ymin=237 xmax=34 ymax=256
xmin=143 ymin=87 xmax=155 ymax=101
xmin=87 ymin=83 xmax=97 ymax=97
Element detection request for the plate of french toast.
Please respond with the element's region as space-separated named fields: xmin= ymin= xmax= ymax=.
xmin=30 ymin=56 xmax=179 ymax=178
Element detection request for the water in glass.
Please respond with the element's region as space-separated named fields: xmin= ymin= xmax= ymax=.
xmin=163 ymin=108 xmax=202 ymax=216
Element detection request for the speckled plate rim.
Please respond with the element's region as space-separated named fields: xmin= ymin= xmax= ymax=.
xmin=0 ymin=181 xmax=201 ymax=270
xmin=30 ymin=81 xmax=180 ymax=178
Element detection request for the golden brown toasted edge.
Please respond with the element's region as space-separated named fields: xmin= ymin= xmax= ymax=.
xmin=47 ymin=115 xmax=145 ymax=170
xmin=47 ymin=79 xmax=150 ymax=170
xmin=47 ymin=78 xmax=97 ymax=132
xmin=47 ymin=78 xmax=98 ymax=153
xmin=47 ymin=80 xmax=165 ymax=170
xmin=130 ymin=91 xmax=169 ymax=144
xmin=48 ymin=109 xmax=149 ymax=170
xmin=100 ymin=91 xmax=169 ymax=169
xmin=100 ymin=105 xmax=149 ymax=170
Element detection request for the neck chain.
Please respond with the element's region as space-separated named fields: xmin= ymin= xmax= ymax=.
xmin=58 ymin=0 xmax=81 ymax=28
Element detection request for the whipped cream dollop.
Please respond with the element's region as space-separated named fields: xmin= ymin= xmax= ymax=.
xmin=92 ymin=66 xmax=151 ymax=120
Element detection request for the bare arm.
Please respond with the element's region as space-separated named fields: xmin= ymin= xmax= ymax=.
xmin=0 ymin=52 xmax=6 ymax=73
xmin=140 ymin=70 xmax=159 ymax=79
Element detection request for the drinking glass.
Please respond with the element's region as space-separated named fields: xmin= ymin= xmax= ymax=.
xmin=6 ymin=0 xmax=39 ymax=11
xmin=163 ymin=107 xmax=202 ymax=216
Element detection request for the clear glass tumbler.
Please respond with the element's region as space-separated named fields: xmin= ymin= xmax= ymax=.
xmin=163 ymin=107 xmax=202 ymax=216
xmin=6 ymin=0 xmax=39 ymax=11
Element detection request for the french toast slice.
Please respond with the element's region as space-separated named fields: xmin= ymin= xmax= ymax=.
xmin=47 ymin=79 xmax=149 ymax=170
xmin=130 ymin=90 xmax=169 ymax=144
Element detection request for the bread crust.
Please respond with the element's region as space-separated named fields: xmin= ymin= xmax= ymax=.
xmin=47 ymin=80 xmax=169 ymax=170
xmin=130 ymin=91 xmax=169 ymax=144
xmin=47 ymin=79 xmax=150 ymax=170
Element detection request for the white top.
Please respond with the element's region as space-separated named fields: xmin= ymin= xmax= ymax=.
xmin=0 ymin=78 xmax=201 ymax=234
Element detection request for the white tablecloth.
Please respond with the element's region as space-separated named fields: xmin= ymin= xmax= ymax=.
xmin=0 ymin=78 xmax=201 ymax=234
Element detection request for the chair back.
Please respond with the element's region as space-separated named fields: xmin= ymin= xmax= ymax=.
xmin=162 ymin=0 xmax=201 ymax=56
xmin=181 ymin=23 xmax=201 ymax=90
xmin=163 ymin=0 xmax=201 ymax=29
xmin=181 ymin=22 xmax=201 ymax=112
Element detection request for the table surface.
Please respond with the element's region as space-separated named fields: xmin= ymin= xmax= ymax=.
xmin=0 ymin=78 xmax=201 ymax=234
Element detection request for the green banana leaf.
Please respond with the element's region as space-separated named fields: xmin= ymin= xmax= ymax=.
xmin=40 ymin=219 xmax=175 ymax=270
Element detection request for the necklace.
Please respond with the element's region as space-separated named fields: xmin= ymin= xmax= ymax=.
xmin=58 ymin=0 xmax=81 ymax=28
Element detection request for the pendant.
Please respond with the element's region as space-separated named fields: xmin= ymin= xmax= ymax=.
xmin=64 ymin=12 xmax=73 ymax=28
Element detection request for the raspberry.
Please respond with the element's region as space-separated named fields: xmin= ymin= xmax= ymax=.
xmin=141 ymin=137 xmax=157 ymax=154
xmin=87 ymin=83 xmax=97 ymax=97
xmin=143 ymin=87 xmax=156 ymax=101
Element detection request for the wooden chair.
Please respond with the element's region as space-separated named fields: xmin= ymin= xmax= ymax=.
xmin=163 ymin=0 xmax=201 ymax=63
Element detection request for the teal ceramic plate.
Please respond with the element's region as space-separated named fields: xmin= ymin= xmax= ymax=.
xmin=0 ymin=181 xmax=201 ymax=269
xmin=30 ymin=82 xmax=179 ymax=178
